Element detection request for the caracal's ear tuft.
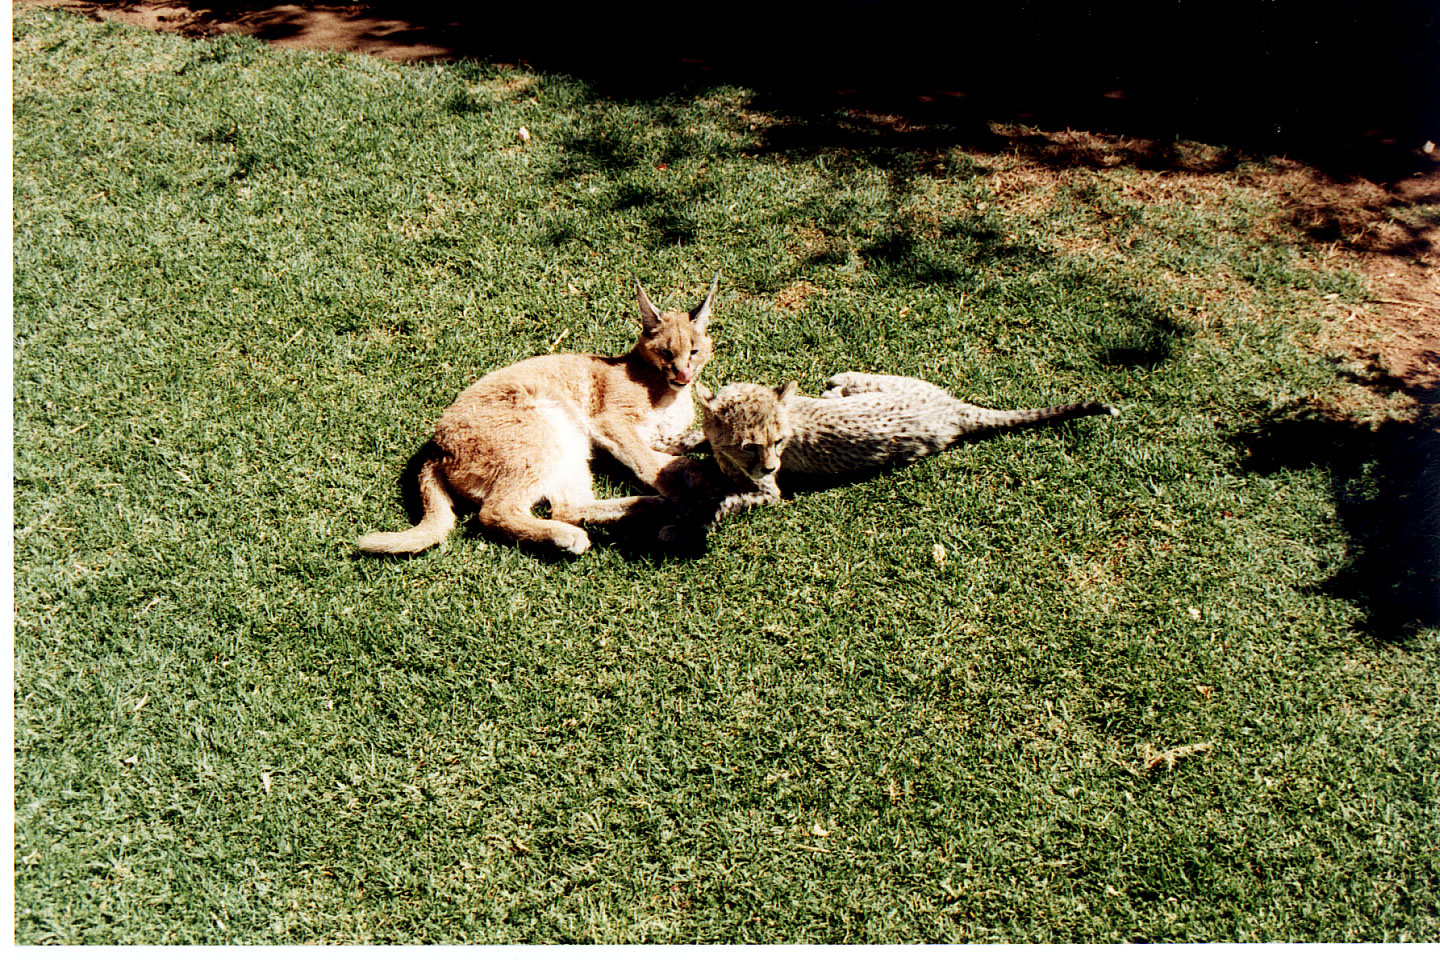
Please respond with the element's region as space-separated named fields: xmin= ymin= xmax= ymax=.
xmin=636 ymin=278 xmax=662 ymax=332
xmin=690 ymin=271 xmax=720 ymax=331
xmin=777 ymin=380 xmax=800 ymax=403
xmin=694 ymin=382 xmax=716 ymax=408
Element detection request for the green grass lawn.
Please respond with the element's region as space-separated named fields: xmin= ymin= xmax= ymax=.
xmin=12 ymin=7 xmax=1438 ymax=943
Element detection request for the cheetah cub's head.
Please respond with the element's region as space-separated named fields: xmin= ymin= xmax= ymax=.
xmin=695 ymin=381 xmax=799 ymax=484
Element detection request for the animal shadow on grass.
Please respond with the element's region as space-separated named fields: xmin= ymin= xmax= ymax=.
xmin=1094 ymin=308 xmax=1189 ymax=369
xmin=1230 ymin=401 xmax=1440 ymax=642
xmin=636 ymin=415 xmax=1113 ymax=558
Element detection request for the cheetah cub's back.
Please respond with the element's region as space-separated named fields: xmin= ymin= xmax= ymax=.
xmin=660 ymin=374 xmax=1119 ymax=543
xmin=777 ymin=371 xmax=1118 ymax=478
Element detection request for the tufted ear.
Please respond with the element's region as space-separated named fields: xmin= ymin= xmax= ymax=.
xmin=776 ymin=380 xmax=800 ymax=403
xmin=689 ymin=271 xmax=720 ymax=332
xmin=635 ymin=278 xmax=662 ymax=332
xmin=694 ymin=382 xmax=716 ymax=409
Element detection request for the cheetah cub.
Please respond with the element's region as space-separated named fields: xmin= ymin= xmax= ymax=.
xmin=659 ymin=372 xmax=1118 ymax=540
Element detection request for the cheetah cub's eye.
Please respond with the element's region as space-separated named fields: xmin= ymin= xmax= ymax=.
xmin=658 ymin=349 xmax=674 ymax=362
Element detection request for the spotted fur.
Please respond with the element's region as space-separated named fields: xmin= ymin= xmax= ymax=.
xmin=659 ymin=371 xmax=1118 ymax=541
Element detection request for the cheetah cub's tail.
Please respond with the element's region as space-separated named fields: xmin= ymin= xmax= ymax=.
xmin=958 ymin=401 xmax=1119 ymax=433
xmin=356 ymin=456 xmax=458 ymax=554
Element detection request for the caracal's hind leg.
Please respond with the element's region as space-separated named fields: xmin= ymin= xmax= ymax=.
xmin=477 ymin=497 xmax=592 ymax=555
xmin=448 ymin=456 xmax=594 ymax=554
xmin=822 ymin=372 xmax=955 ymax=400
xmin=443 ymin=403 xmax=597 ymax=555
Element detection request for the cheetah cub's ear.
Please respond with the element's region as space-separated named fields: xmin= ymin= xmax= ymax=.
xmin=776 ymin=380 xmax=800 ymax=403
xmin=695 ymin=382 xmax=717 ymax=408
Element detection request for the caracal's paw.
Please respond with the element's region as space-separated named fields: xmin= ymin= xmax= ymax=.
xmin=551 ymin=527 xmax=592 ymax=555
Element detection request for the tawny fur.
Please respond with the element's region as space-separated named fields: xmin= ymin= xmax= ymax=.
xmin=357 ymin=275 xmax=719 ymax=556
xmin=659 ymin=371 xmax=1119 ymax=540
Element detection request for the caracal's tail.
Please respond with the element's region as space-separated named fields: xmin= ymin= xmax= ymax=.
xmin=356 ymin=456 xmax=457 ymax=554
xmin=955 ymin=401 xmax=1119 ymax=435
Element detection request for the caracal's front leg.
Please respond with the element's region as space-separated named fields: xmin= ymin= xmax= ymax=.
xmin=591 ymin=420 xmax=700 ymax=495
xmin=551 ymin=494 xmax=669 ymax=527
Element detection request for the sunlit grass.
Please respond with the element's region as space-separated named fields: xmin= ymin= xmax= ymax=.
xmin=12 ymin=7 xmax=1437 ymax=943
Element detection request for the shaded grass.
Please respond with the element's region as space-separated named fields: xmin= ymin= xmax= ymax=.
xmin=12 ymin=8 xmax=1439 ymax=943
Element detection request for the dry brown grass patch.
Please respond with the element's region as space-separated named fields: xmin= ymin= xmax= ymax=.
xmin=1246 ymin=162 xmax=1439 ymax=392
xmin=776 ymin=280 xmax=819 ymax=312
xmin=1139 ymin=742 xmax=1212 ymax=774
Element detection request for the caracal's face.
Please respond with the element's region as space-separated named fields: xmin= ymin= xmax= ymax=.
xmin=703 ymin=384 xmax=792 ymax=484
xmin=639 ymin=312 xmax=714 ymax=388
xmin=635 ymin=275 xmax=718 ymax=388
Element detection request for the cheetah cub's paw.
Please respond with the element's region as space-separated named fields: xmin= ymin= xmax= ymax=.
xmin=823 ymin=371 xmax=876 ymax=398
xmin=654 ymin=429 xmax=707 ymax=455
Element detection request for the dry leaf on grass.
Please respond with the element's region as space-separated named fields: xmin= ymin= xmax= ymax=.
xmin=1140 ymin=741 xmax=1212 ymax=773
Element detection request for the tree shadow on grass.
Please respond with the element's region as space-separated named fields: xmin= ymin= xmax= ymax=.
xmin=1229 ymin=399 xmax=1440 ymax=643
xmin=66 ymin=0 xmax=1434 ymax=329
xmin=51 ymin=1 xmax=1438 ymax=176
xmin=59 ymin=0 xmax=1437 ymax=260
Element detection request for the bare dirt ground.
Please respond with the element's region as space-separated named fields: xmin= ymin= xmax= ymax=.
xmin=1273 ymin=168 xmax=1438 ymax=400
xmin=21 ymin=0 xmax=467 ymax=60
xmin=19 ymin=0 xmax=1439 ymax=401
